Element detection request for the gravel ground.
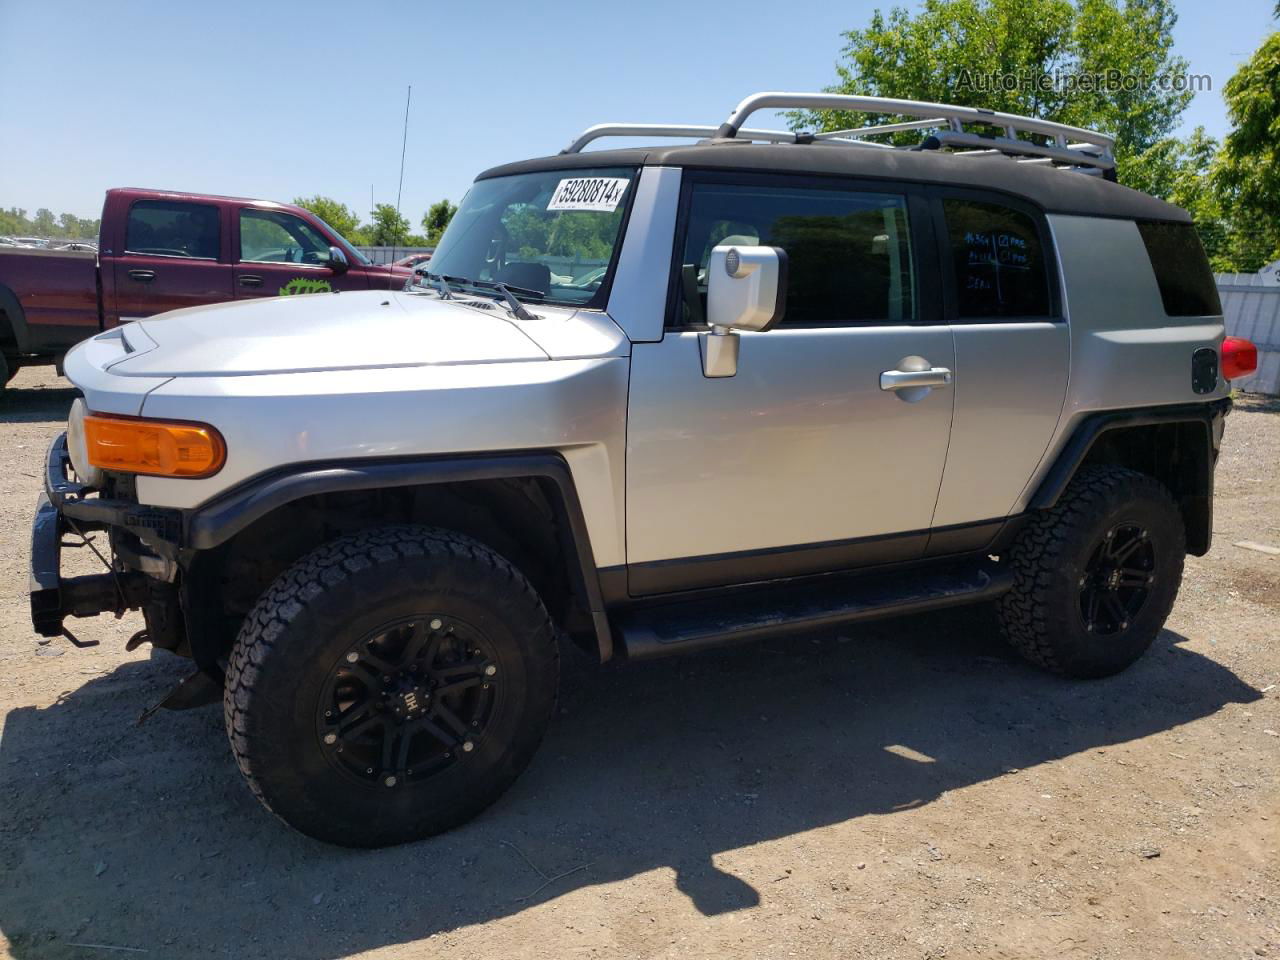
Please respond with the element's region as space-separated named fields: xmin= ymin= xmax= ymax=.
xmin=0 ymin=365 xmax=1276 ymax=960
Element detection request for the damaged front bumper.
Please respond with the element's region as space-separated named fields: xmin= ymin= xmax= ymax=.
xmin=28 ymin=433 xmax=182 ymax=638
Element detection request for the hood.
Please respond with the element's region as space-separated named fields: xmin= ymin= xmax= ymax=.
xmin=105 ymin=290 xmax=553 ymax=377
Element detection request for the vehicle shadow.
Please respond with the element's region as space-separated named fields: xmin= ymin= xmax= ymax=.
xmin=0 ymin=382 xmax=77 ymax=425
xmin=1237 ymin=392 xmax=1280 ymax=415
xmin=0 ymin=609 xmax=1260 ymax=958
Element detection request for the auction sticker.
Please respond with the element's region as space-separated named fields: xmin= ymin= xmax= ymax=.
xmin=547 ymin=177 xmax=629 ymax=212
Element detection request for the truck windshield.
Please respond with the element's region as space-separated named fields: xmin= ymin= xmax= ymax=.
xmin=423 ymin=166 xmax=637 ymax=307
xmin=312 ymin=215 xmax=372 ymax=266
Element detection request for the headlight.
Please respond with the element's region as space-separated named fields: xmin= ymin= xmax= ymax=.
xmin=82 ymin=412 xmax=226 ymax=479
xmin=66 ymin=399 xmax=105 ymax=488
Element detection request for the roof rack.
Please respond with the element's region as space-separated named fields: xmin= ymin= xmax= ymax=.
xmin=560 ymin=123 xmax=891 ymax=155
xmin=563 ymin=91 xmax=1116 ymax=177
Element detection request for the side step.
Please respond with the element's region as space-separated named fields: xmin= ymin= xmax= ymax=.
xmin=616 ymin=560 xmax=1012 ymax=661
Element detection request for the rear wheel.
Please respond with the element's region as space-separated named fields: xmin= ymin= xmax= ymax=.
xmin=224 ymin=526 xmax=559 ymax=847
xmin=997 ymin=466 xmax=1185 ymax=678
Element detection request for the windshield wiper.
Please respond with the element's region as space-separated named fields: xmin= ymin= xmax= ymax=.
xmin=488 ymin=282 xmax=539 ymax=322
xmin=429 ymin=273 xmax=541 ymax=321
xmin=424 ymin=273 xmax=452 ymax=300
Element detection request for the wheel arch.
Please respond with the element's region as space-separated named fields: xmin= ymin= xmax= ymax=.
xmin=0 ymin=282 xmax=30 ymax=354
xmin=179 ymin=453 xmax=612 ymax=671
xmin=1028 ymin=400 xmax=1229 ymax=557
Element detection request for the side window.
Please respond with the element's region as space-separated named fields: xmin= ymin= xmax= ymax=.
xmin=239 ymin=209 xmax=332 ymax=265
xmin=675 ymin=182 xmax=915 ymax=327
xmin=942 ymin=199 xmax=1051 ymax=319
xmin=124 ymin=200 xmax=220 ymax=259
xmin=1135 ymin=221 xmax=1221 ymax=317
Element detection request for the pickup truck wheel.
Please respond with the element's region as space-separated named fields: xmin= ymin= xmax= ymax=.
xmin=996 ymin=466 xmax=1184 ymax=679
xmin=223 ymin=525 xmax=559 ymax=847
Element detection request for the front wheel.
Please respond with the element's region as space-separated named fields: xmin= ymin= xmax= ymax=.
xmin=997 ymin=466 xmax=1185 ymax=679
xmin=224 ymin=526 xmax=559 ymax=847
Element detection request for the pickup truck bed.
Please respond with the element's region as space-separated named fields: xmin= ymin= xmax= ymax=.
xmin=0 ymin=246 xmax=100 ymax=379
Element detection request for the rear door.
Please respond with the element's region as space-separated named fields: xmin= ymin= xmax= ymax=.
xmin=624 ymin=173 xmax=956 ymax=594
xmin=925 ymin=191 xmax=1069 ymax=537
xmin=113 ymin=198 xmax=234 ymax=321
xmin=233 ymin=206 xmax=368 ymax=298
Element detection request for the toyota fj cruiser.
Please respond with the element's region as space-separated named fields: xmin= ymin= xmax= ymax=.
xmin=30 ymin=92 xmax=1258 ymax=847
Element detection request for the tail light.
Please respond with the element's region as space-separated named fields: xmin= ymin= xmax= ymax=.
xmin=83 ymin=414 xmax=226 ymax=478
xmin=1222 ymin=337 xmax=1258 ymax=381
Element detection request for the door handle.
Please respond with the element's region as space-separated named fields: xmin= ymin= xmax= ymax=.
xmin=239 ymin=275 xmax=263 ymax=287
xmin=880 ymin=367 xmax=953 ymax=391
xmin=127 ymin=269 xmax=155 ymax=282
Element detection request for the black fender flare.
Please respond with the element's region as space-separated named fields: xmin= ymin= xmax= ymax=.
xmin=1029 ymin=398 xmax=1230 ymax=555
xmin=181 ymin=451 xmax=613 ymax=662
xmin=0 ymin=282 xmax=30 ymax=353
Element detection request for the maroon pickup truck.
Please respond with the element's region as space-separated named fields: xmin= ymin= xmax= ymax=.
xmin=0 ymin=188 xmax=412 ymax=392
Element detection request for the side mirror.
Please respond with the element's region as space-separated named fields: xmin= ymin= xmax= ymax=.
xmin=700 ymin=244 xmax=787 ymax=378
xmin=328 ymin=245 xmax=349 ymax=275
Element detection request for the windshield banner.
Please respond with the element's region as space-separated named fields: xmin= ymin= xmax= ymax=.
xmin=547 ymin=177 xmax=630 ymax=213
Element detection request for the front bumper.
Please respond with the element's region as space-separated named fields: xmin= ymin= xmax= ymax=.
xmin=28 ymin=433 xmax=179 ymax=637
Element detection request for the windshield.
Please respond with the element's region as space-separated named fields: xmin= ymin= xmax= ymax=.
xmin=421 ymin=166 xmax=637 ymax=307
xmin=313 ymin=214 xmax=372 ymax=266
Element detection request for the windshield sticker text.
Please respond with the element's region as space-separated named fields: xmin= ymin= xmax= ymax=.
xmin=547 ymin=177 xmax=629 ymax=213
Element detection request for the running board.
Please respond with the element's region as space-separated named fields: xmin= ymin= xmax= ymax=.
xmin=617 ymin=560 xmax=1012 ymax=661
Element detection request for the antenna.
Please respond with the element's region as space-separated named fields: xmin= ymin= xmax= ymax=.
xmin=391 ymin=84 xmax=411 ymax=289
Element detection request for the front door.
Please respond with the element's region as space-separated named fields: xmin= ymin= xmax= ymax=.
xmin=112 ymin=198 xmax=234 ymax=322
xmin=233 ymin=206 xmax=368 ymax=299
xmin=625 ymin=176 xmax=955 ymax=595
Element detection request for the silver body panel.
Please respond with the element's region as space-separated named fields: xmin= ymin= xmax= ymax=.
xmin=931 ymin=322 xmax=1070 ymax=526
xmin=606 ymin=166 xmax=681 ymax=344
xmin=136 ymin=356 xmax=631 ymax=568
xmin=63 ymin=327 xmax=172 ymax=417
xmin=1013 ymin=215 xmax=1227 ymax=510
xmin=625 ymin=328 xmax=955 ymax=563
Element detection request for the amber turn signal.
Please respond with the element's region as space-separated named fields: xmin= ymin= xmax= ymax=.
xmin=83 ymin=414 xmax=226 ymax=478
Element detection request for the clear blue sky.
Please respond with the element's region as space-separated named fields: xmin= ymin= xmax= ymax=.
xmin=1 ymin=0 xmax=1273 ymax=225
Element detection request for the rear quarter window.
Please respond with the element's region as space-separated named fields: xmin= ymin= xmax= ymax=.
xmin=1136 ymin=221 xmax=1221 ymax=317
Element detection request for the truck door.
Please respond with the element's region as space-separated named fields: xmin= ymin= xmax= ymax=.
xmin=233 ymin=207 xmax=368 ymax=299
xmin=112 ymin=198 xmax=234 ymax=322
xmin=624 ymin=175 xmax=956 ymax=595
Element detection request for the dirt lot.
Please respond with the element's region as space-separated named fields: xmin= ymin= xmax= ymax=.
xmin=0 ymin=365 xmax=1276 ymax=960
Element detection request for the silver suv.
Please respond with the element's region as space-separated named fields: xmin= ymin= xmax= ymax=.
xmin=29 ymin=93 xmax=1258 ymax=847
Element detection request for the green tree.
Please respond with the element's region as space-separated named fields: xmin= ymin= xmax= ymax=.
xmin=0 ymin=206 xmax=99 ymax=241
xmin=368 ymin=203 xmax=412 ymax=246
xmin=31 ymin=208 xmax=57 ymax=237
xmin=793 ymin=0 xmax=1191 ymax=160
xmin=421 ymin=199 xmax=458 ymax=246
xmin=293 ymin=195 xmax=366 ymax=245
xmin=0 ymin=207 xmax=27 ymax=236
xmin=1211 ymin=30 xmax=1280 ymax=271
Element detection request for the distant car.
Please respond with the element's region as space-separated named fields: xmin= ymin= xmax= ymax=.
xmin=0 ymin=237 xmax=18 ymax=246
xmin=12 ymin=237 xmax=49 ymax=248
xmin=394 ymin=251 xmax=433 ymax=269
xmin=53 ymin=241 xmax=98 ymax=252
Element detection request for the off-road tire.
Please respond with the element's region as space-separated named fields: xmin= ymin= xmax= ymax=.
xmin=997 ymin=466 xmax=1185 ymax=679
xmin=224 ymin=525 xmax=559 ymax=847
